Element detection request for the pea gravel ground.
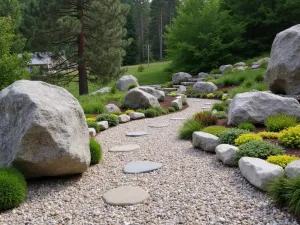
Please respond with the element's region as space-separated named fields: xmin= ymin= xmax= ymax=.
xmin=0 ymin=98 xmax=298 ymax=225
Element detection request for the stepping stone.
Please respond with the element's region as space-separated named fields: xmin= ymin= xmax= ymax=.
xmin=103 ymin=186 xmax=150 ymax=206
xmin=148 ymin=124 xmax=169 ymax=128
xmin=109 ymin=144 xmax=140 ymax=152
xmin=126 ymin=131 xmax=149 ymax=137
xmin=170 ymin=118 xmax=186 ymax=120
xmin=193 ymin=100 xmax=202 ymax=102
xmin=204 ymin=103 xmax=212 ymax=105
xmin=124 ymin=161 xmax=163 ymax=174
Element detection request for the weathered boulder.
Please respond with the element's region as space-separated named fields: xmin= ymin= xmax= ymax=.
xmin=234 ymin=62 xmax=246 ymax=67
xmin=265 ymin=25 xmax=300 ymax=95
xmin=252 ymin=57 xmax=270 ymax=70
xmin=129 ymin=112 xmax=145 ymax=120
xmin=90 ymin=87 xmax=111 ymax=95
xmin=97 ymin=121 xmax=109 ymax=130
xmin=192 ymin=132 xmax=220 ymax=153
xmin=239 ymin=157 xmax=284 ymax=191
xmin=285 ymin=160 xmax=300 ymax=179
xmin=105 ymin=104 xmax=121 ymax=113
xmin=118 ymin=114 xmax=131 ymax=123
xmin=124 ymin=88 xmax=160 ymax=109
xmin=228 ymin=91 xmax=300 ymax=126
xmin=193 ymin=82 xmax=218 ymax=94
xmin=172 ymin=72 xmax=192 ymax=85
xmin=171 ymin=97 xmax=182 ymax=110
xmin=116 ymin=75 xmax=139 ymax=91
xmin=216 ymin=144 xmax=239 ymax=166
xmin=138 ymin=86 xmax=165 ymax=102
xmin=198 ymin=72 xmax=210 ymax=78
xmin=219 ymin=65 xmax=233 ymax=73
xmin=0 ymin=80 xmax=90 ymax=178
xmin=233 ymin=66 xmax=245 ymax=72
xmin=177 ymin=94 xmax=187 ymax=105
xmin=177 ymin=85 xmax=187 ymax=93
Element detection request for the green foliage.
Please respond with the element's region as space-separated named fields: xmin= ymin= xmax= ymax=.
xmin=238 ymin=122 xmax=255 ymax=131
xmin=279 ymin=125 xmax=300 ymax=148
xmin=165 ymin=0 xmax=244 ymax=73
xmin=215 ymin=111 xmax=228 ymax=119
xmin=186 ymin=86 xmax=195 ymax=97
xmin=201 ymin=126 xmax=227 ymax=137
xmin=179 ymin=118 xmax=202 ymax=140
xmin=213 ymin=91 xmax=224 ymax=99
xmin=90 ymin=138 xmax=102 ymax=165
xmin=194 ymin=111 xmax=217 ymax=127
xmin=172 ymin=104 xmax=180 ymax=111
xmin=128 ymin=84 xmax=138 ymax=90
xmin=163 ymin=81 xmax=173 ymax=88
xmin=87 ymin=122 xmax=100 ymax=133
xmin=268 ymin=176 xmax=288 ymax=207
xmin=257 ymin=132 xmax=281 ymax=139
xmin=210 ymin=69 xmax=220 ymax=74
xmin=236 ymin=140 xmax=284 ymax=160
xmin=212 ymin=102 xmax=228 ymax=111
xmin=207 ymin=93 xmax=214 ymax=99
xmin=0 ymin=168 xmax=26 ymax=210
xmin=136 ymin=108 xmax=145 ymax=113
xmin=168 ymin=107 xmax=176 ymax=112
xmin=267 ymin=155 xmax=299 ymax=168
xmin=137 ymin=65 xmax=145 ymax=72
xmin=144 ymin=108 xmax=157 ymax=118
xmin=82 ymin=103 xmax=105 ymax=114
xmin=265 ymin=114 xmax=297 ymax=132
xmin=125 ymin=109 xmax=135 ymax=115
xmin=234 ymin=133 xmax=262 ymax=146
xmin=152 ymin=107 xmax=168 ymax=115
xmin=96 ymin=114 xmax=119 ymax=126
xmin=110 ymin=84 xmax=117 ymax=94
xmin=219 ymin=128 xmax=250 ymax=145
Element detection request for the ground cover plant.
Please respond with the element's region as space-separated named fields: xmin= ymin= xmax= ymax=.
xmin=201 ymin=126 xmax=227 ymax=137
xmin=219 ymin=128 xmax=250 ymax=145
xmin=279 ymin=125 xmax=300 ymax=148
xmin=265 ymin=114 xmax=297 ymax=132
xmin=179 ymin=118 xmax=202 ymax=140
xmin=266 ymin=155 xmax=299 ymax=168
xmin=238 ymin=122 xmax=255 ymax=131
xmin=234 ymin=133 xmax=262 ymax=146
xmin=96 ymin=114 xmax=119 ymax=126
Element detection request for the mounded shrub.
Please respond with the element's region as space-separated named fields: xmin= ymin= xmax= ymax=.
xmin=152 ymin=107 xmax=168 ymax=115
xmin=279 ymin=125 xmax=300 ymax=148
xmin=194 ymin=111 xmax=217 ymax=127
xmin=168 ymin=107 xmax=176 ymax=112
xmin=96 ymin=114 xmax=119 ymax=126
xmin=267 ymin=155 xmax=300 ymax=168
xmin=201 ymin=126 xmax=227 ymax=137
xmin=234 ymin=133 xmax=262 ymax=146
xmin=173 ymin=104 xmax=180 ymax=111
xmin=212 ymin=102 xmax=228 ymax=111
xmin=236 ymin=140 xmax=284 ymax=160
xmin=82 ymin=103 xmax=105 ymax=114
xmin=90 ymin=138 xmax=102 ymax=165
xmin=0 ymin=168 xmax=26 ymax=210
xmin=144 ymin=108 xmax=157 ymax=118
xmin=215 ymin=111 xmax=228 ymax=119
xmin=213 ymin=91 xmax=224 ymax=99
xmin=137 ymin=65 xmax=145 ymax=72
xmin=257 ymin=131 xmax=281 ymax=139
xmin=207 ymin=93 xmax=214 ymax=99
xmin=87 ymin=122 xmax=100 ymax=133
xmin=238 ymin=122 xmax=255 ymax=131
xmin=179 ymin=118 xmax=202 ymax=140
xmin=128 ymin=84 xmax=138 ymax=90
xmin=219 ymin=128 xmax=250 ymax=145
xmin=125 ymin=109 xmax=135 ymax=115
xmin=136 ymin=108 xmax=145 ymax=113
xmin=265 ymin=114 xmax=297 ymax=132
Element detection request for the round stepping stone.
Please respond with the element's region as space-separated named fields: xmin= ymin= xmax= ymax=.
xmin=170 ymin=118 xmax=186 ymax=120
xmin=204 ymin=103 xmax=212 ymax=105
xmin=193 ymin=100 xmax=202 ymax=102
xmin=103 ymin=186 xmax=150 ymax=206
xmin=109 ymin=144 xmax=140 ymax=152
xmin=148 ymin=124 xmax=169 ymax=128
xmin=126 ymin=131 xmax=149 ymax=137
xmin=124 ymin=161 xmax=163 ymax=174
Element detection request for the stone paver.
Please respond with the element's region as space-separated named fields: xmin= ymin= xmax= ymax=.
xmin=126 ymin=131 xmax=149 ymax=137
xmin=109 ymin=144 xmax=141 ymax=152
xmin=148 ymin=124 xmax=169 ymax=128
xmin=124 ymin=161 xmax=163 ymax=174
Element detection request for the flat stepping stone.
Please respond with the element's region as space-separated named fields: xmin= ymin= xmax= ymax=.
xmin=109 ymin=144 xmax=140 ymax=152
xmin=126 ymin=131 xmax=149 ymax=137
xmin=103 ymin=186 xmax=150 ymax=206
xmin=170 ymin=118 xmax=186 ymax=120
xmin=193 ymin=100 xmax=202 ymax=102
xmin=124 ymin=161 xmax=163 ymax=174
xmin=148 ymin=124 xmax=169 ymax=128
xmin=204 ymin=103 xmax=212 ymax=105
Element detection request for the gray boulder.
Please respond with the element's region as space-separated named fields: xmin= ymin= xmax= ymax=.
xmin=239 ymin=157 xmax=284 ymax=191
xmin=285 ymin=160 xmax=300 ymax=179
xmin=90 ymin=87 xmax=111 ymax=95
xmin=97 ymin=121 xmax=109 ymax=130
xmin=129 ymin=112 xmax=145 ymax=120
xmin=89 ymin=128 xmax=96 ymax=137
xmin=116 ymin=75 xmax=139 ymax=91
xmin=265 ymin=25 xmax=300 ymax=95
xmin=193 ymin=82 xmax=218 ymax=94
xmin=252 ymin=57 xmax=270 ymax=69
xmin=124 ymin=88 xmax=160 ymax=109
xmin=228 ymin=91 xmax=300 ymax=126
xmin=177 ymin=85 xmax=187 ymax=93
xmin=118 ymin=114 xmax=131 ymax=123
xmin=105 ymin=104 xmax=121 ymax=113
xmin=0 ymin=80 xmax=90 ymax=178
xmin=192 ymin=132 xmax=220 ymax=153
xmin=172 ymin=72 xmax=192 ymax=85
xmin=234 ymin=62 xmax=246 ymax=67
xmin=233 ymin=66 xmax=245 ymax=72
xmin=219 ymin=65 xmax=233 ymax=73
xmin=216 ymin=144 xmax=239 ymax=166
xmin=138 ymin=86 xmax=165 ymax=102
xmin=198 ymin=72 xmax=210 ymax=78
xmin=171 ymin=97 xmax=183 ymax=110
xmin=177 ymin=94 xmax=187 ymax=105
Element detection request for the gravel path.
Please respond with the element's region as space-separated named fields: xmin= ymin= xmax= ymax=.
xmin=0 ymin=98 xmax=298 ymax=225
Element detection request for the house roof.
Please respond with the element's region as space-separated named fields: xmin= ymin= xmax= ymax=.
xmin=29 ymin=53 xmax=53 ymax=66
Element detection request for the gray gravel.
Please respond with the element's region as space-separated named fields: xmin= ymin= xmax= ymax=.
xmin=0 ymin=98 xmax=298 ymax=225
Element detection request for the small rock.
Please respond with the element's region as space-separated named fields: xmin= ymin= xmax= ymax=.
xmin=89 ymin=128 xmax=96 ymax=137
xmin=129 ymin=112 xmax=145 ymax=120
xmin=118 ymin=114 xmax=131 ymax=123
xmin=97 ymin=121 xmax=109 ymax=130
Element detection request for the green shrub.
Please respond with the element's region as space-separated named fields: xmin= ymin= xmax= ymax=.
xmin=179 ymin=119 xmax=202 ymax=140
xmin=194 ymin=111 xmax=217 ymax=127
xmin=279 ymin=125 xmax=300 ymax=148
xmin=242 ymin=79 xmax=254 ymax=88
xmin=265 ymin=114 xmax=297 ymax=132
xmin=207 ymin=93 xmax=214 ymax=99
xmin=125 ymin=109 xmax=135 ymax=115
xmin=82 ymin=103 xmax=105 ymax=114
xmin=128 ymin=84 xmax=138 ymax=90
xmin=0 ymin=168 xmax=26 ymax=210
xmin=173 ymin=104 xmax=180 ymax=111
xmin=236 ymin=140 xmax=284 ymax=160
xmin=168 ymin=107 xmax=175 ymax=112
xmin=234 ymin=133 xmax=262 ymax=146
xmin=268 ymin=176 xmax=288 ymax=206
xmin=200 ymin=93 xmax=207 ymax=98
xmin=96 ymin=114 xmax=119 ymax=126
xmin=87 ymin=122 xmax=100 ymax=133
xmin=90 ymin=138 xmax=102 ymax=165
xmin=144 ymin=108 xmax=157 ymax=118
xmin=254 ymin=73 xmax=264 ymax=82
xmin=215 ymin=111 xmax=228 ymax=119
xmin=267 ymin=155 xmax=300 ymax=168
xmin=238 ymin=122 xmax=255 ymax=131
xmin=137 ymin=65 xmax=145 ymax=72
xmin=212 ymin=102 xmax=228 ymax=111
xmin=201 ymin=126 xmax=227 ymax=137
xmin=186 ymin=86 xmax=195 ymax=96
xmin=213 ymin=91 xmax=224 ymax=99
xmin=219 ymin=128 xmax=250 ymax=145
xmin=163 ymin=81 xmax=173 ymax=88
xmin=110 ymin=84 xmax=116 ymax=94
xmin=152 ymin=107 xmax=168 ymax=115
xmin=210 ymin=68 xmax=219 ymax=74
xmin=136 ymin=108 xmax=145 ymax=114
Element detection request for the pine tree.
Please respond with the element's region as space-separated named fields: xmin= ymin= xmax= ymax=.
xmin=21 ymin=0 xmax=130 ymax=95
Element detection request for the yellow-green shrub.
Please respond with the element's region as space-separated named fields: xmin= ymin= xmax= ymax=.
xmin=257 ymin=131 xmax=281 ymax=139
xmin=267 ymin=155 xmax=300 ymax=168
xmin=125 ymin=109 xmax=134 ymax=115
xmin=86 ymin=117 xmax=96 ymax=122
xmin=234 ymin=133 xmax=262 ymax=146
xmin=279 ymin=125 xmax=300 ymax=148
xmin=207 ymin=93 xmax=214 ymax=99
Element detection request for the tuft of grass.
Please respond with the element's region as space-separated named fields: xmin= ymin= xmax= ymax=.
xmin=90 ymin=138 xmax=102 ymax=165
xmin=179 ymin=119 xmax=202 ymax=140
xmin=265 ymin=114 xmax=297 ymax=132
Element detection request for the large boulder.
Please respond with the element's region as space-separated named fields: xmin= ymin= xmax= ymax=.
xmin=171 ymin=97 xmax=183 ymax=110
xmin=193 ymin=82 xmax=218 ymax=94
xmin=192 ymin=132 xmax=220 ymax=153
xmin=239 ymin=157 xmax=284 ymax=191
xmin=116 ymin=75 xmax=139 ymax=91
xmin=228 ymin=91 xmax=300 ymax=126
xmin=172 ymin=72 xmax=192 ymax=85
xmin=138 ymin=86 xmax=165 ymax=102
xmin=124 ymin=88 xmax=160 ymax=109
xmin=105 ymin=104 xmax=121 ymax=113
xmin=0 ymin=80 xmax=90 ymax=178
xmin=285 ymin=160 xmax=300 ymax=179
xmin=198 ymin=72 xmax=210 ymax=79
xmin=265 ymin=25 xmax=300 ymax=95
xmin=216 ymin=144 xmax=239 ymax=166
xmin=219 ymin=65 xmax=233 ymax=73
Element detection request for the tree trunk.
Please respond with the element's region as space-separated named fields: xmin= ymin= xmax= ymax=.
xmin=159 ymin=7 xmax=163 ymax=60
xmin=78 ymin=5 xmax=88 ymax=95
